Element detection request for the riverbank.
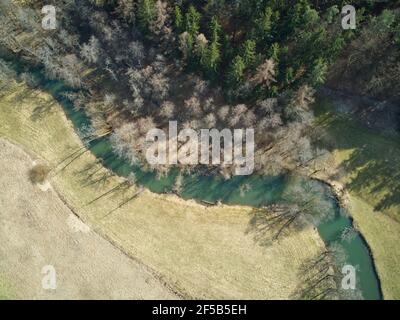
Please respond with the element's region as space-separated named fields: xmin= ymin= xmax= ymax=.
xmin=0 ymin=77 xmax=326 ymax=299
xmin=313 ymin=96 xmax=400 ymax=299
xmin=309 ymin=175 xmax=383 ymax=299
xmin=0 ymin=45 xmax=385 ymax=299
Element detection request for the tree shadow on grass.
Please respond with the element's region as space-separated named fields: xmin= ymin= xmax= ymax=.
xmin=342 ymin=148 xmax=400 ymax=214
xmin=3 ymin=70 xmax=58 ymax=122
xmin=245 ymin=206 xmax=308 ymax=247
xmin=30 ymin=101 xmax=56 ymax=121
xmin=314 ymin=100 xmax=400 ymax=220
xmin=6 ymin=85 xmax=56 ymax=121
xmin=291 ymin=244 xmax=363 ymax=300
xmin=291 ymin=250 xmax=338 ymax=300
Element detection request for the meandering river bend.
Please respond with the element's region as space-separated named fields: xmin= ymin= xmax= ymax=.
xmin=0 ymin=48 xmax=382 ymax=299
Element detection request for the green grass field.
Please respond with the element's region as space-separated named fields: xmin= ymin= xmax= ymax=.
xmin=314 ymin=98 xmax=400 ymax=299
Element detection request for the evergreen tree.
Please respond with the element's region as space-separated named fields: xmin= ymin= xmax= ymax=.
xmin=289 ymin=0 xmax=319 ymax=31
xmin=174 ymin=5 xmax=183 ymax=31
xmin=205 ymin=41 xmax=220 ymax=72
xmin=138 ymin=0 xmax=156 ymax=32
xmin=196 ymin=33 xmax=209 ymax=65
xmin=251 ymin=6 xmax=273 ymax=43
xmin=209 ymin=16 xmax=221 ymax=43
xmin=229 ymin=55 xmax=245 ymax=83
xmin=242 ymin=39 xmax=256 ymax=67
xmin=185 ymin=5 xmax=201 ymax=36
xmin=285 ymin=67 xmax=294 ymax=85
xmin=309 ymin=58 xmax=327 ymax=86
xmin=201 ymin=16 xmax=222 ymax=74
xmin=268 ymin=43 xmax=280 ymax=63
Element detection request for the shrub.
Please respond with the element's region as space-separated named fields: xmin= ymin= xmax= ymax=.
xmin=29 ymin=164 xmax=50 ymax=184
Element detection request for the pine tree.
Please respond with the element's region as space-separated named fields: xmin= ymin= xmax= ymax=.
xmin=285 ymin=67 xmax=294 ymax=85
xmin=185 ymin=5 xmax=201 ymax=36
xmin=229 ymin=55 xmax=245 ymax=83
xmin=174 ymin=5 xmax=183 ymax=31
xmin=309 ymin=58 xmax=327 ymax=86
xmin=242 ymin=39 xmax=256 ymax=67
xmin=138 ymin=0 xmax=156 ymax=32
xmin=196 ymin=33 xmax=209 ymax=65
xmin=202 ymin=16 xmax=222 ymax=73
xmin=268 ymin=43 xmax=280 ymax=62
xmin=289 ymin=0 xmax=319 ymax=31
xmin=252 ymin=6 xmax=273 ymax=43
xmin=205 ymin=41 xmax=220 ymax=72
xmin=209 ymin=16 xmax=221 ymax=43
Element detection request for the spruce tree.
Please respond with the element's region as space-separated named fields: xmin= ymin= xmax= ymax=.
xmin=138 ymin=0 xmax=156 ymax=32
xmin=185 ymin=5 xmax=201 ymax=36
xmin=242 ymin=40 xmax=256 ymax=67
xmin=174 ymin=5 xmax=183 ymax=31
xmin=229 ymin=55 xmax=245 ymax=83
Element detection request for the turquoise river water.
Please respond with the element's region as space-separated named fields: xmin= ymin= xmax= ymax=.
xmin=0 ymin=49 xmax=382 ymax=299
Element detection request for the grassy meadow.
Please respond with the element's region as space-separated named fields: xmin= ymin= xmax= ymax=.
xmin=0 ymin=78 xmax=326 ymax=299
xmin=314 ymin=98 xmax=400 ymax=299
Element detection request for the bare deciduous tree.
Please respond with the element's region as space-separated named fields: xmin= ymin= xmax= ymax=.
xmin=128 ymin=41 xmax=145 ymax=66
xmin=159 ymin=101 xmax=175 ymax=119
xmin=80 ymin=35 xmax=101 ymax=64
xmin=251 ymin=58 xmax=276 ymax=87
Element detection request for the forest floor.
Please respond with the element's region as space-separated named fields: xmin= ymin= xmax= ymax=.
xmin=0 ymin=78 xmax=325 ymax=299
xmin=314 ymin=97 xmax=400 ymax=300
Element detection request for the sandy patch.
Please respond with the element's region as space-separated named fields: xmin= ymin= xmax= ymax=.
xmin=38 ymin=181 xmax=52 ymax=192
xmin=66 ymin=214 xmax=91 ymax=233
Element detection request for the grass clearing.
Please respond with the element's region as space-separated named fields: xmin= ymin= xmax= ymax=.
xmin=348 ymin=196 xmax=400 ymax=300
xmin=314 ymin=98 xmax=400 ymax=299
xmin=0 ymin=138 xmax=177 ymax=299
xmin=0 ymin=79 xmax=326 ymax=299
xmin=0 ymin=274 xmax=15 ymax=300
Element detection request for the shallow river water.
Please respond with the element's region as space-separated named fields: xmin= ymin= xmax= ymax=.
xmin=0 ymin=49 xmax=382 ymax=299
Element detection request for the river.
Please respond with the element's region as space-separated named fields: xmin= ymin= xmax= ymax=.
xmin=0 ymin=49 xmax=382 ymax=300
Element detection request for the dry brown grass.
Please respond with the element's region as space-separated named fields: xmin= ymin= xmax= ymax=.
xmin=314 ymin=101 xmax=400 ymax=299
xmin=0 ymin=138 xmax=177 ymax=299
xmin=348 ymin=196 xmax=400 ymax=300
xmin=0 ymin=79 xmax=326 ymax=299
